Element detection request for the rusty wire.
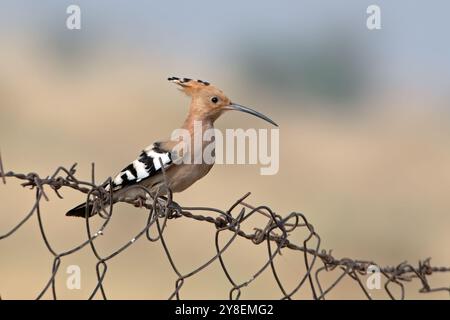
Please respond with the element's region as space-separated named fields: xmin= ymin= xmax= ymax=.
xmin=0 ymin=152 xmax=450 ymax=300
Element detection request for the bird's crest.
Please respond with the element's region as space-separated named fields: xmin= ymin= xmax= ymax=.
xmin=168 ymin=76 xmax=212 ymax=96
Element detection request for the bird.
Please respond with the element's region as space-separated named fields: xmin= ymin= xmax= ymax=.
xmin=66 ymin=77 xmax=278 ymax=218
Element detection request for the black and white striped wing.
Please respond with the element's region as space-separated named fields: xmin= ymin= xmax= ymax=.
xmin=109 ymin=143 xmax=172 ymax=191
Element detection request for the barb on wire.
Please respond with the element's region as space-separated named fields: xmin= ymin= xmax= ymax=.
xmin=0 ymin=154 xmax=449 ymax=300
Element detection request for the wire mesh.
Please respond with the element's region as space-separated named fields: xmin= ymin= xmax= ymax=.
xmin=1 ymin=152 xmax=449 ymax=300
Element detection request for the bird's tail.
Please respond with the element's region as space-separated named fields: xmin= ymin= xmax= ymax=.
xmin=65 ymin=202 xmax=96 ymax=218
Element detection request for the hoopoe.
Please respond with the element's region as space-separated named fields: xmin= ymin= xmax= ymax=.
xmin=66 ymin=77 xmax=277 ymax=218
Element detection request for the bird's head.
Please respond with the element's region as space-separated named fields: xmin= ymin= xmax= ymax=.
xmin=168 ymin=76 xmax=277 ymax=126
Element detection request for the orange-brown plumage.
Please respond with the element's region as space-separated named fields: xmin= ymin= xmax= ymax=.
xmin=66 ymin=77 xmax=277 ymax=218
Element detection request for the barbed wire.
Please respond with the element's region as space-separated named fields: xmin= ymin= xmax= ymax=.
xmin=1 ymin=152 xmax=449 ymax=300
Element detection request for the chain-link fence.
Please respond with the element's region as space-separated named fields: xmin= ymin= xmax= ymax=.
xmin=1 ymin=152 xmax=449 ymax=300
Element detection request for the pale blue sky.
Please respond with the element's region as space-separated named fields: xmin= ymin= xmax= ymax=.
xmin=1 ymin=0 xmax=449 ymax=98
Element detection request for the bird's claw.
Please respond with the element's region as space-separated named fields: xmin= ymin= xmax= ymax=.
xmin=133 ymin=196 xmax=147 ymax=208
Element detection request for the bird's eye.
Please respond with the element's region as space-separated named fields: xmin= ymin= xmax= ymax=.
xmin=211 ymin=96 xmax=219 ymax=104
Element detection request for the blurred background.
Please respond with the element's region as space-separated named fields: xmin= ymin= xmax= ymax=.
xmin=1 ymin=0 xmax=450 ymax=299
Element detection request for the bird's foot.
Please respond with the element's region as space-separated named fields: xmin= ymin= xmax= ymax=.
xmin=133 ymin=195 xmax=147 ymax=208
xmin=163 ymin=198 xmax=182 ymax=219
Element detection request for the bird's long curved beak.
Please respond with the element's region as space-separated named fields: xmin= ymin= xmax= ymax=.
xmin=225 ymin=103 xmax=278 ymax=127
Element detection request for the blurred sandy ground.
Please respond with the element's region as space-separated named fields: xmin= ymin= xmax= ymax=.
xmin=1 ymin=0 xmax=450 ymax=299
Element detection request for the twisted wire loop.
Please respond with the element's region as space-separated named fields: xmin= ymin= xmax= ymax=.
xmin=1 ymin=153 xmax=450 ymax=300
